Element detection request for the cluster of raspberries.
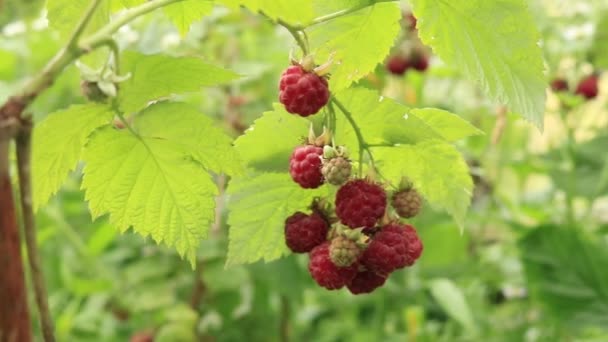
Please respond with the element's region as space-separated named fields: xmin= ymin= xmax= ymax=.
xmin=278 ymin=58 xmax=424 ymax=294
xmin=285 ymin=179 xmax=424 ymax=294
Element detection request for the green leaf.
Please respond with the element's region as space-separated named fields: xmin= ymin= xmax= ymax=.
xmin=226 ymin=173 xmax=324 ymax=266
xmin=136 ymin=101 xmax=243 ymax=176
xmin=520 ymin=225 xmax=608 ymax=329
xmin=32 ymin=103 xmax=114 ymax=211
xmin=333 ymin=88 xmax=443 ymax=159
xmin=46 ymin=0 xmax=110 ymax=40
xmin=591 ymin=11 xmax=608 ymax=68
xmin=411 ymin=108 xmax=484 ymax=142
xmin=118 ymin=51 xmax=240 ymax=113
xmin=429 ymin=278 xmax=478 ymax=334
xmin=163 ymin=0 xmax=213 ymax=37
xmin=411 ymin=0 xmax=546 ymax=128
xmin=373 ymin=140 xmax=473 ymax=227
xmin=218 ymin=0 xmax=314 ymax=25
xmin=308 ymin=2 xmax=401 ymax=91
xmin=234 ymin=105 xmax=309 ymax=172
xmin=81 ymin=126 xmax=217 ymax=266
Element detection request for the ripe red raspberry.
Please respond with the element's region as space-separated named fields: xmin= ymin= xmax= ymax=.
xmin=575 ymin=75 xmax=599 ymax=99
xmin=279 ymin=65 xmax=329 ymax=116
xmin=284 ymin=212 xmax=329 ymax=253
xmin=411 ymin=54 xmax=429 ymax=72
xmin=289 ymin=145 xmax=324 ymax=189
xmin=309 ymin=242 xmax=358 ymax=290
xmin=391 ymin=188 xmax=422 ymax=218
xmin=335 ymin=179 xmax=387 ymax=228
xmin=321 ymin=156 xmax=351 ymax=186
xmin=347 ymin=270 xmax=387 ymax=295
xmin=386 ymin=55 xmax=409 ymax=75
xmin=550 ymin=78 xmax=569 ymax=92
xmin=361 ymin=223 xmax=423 ymax=276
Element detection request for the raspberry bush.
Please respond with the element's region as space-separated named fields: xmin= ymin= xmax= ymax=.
xmin=1 ymin=0 xmax=572 ymax=338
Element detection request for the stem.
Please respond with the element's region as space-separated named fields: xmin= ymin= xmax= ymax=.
xmin=16 ymin=121 xmax=55 ymax=342
xmin=80 ymin=0 xmax=185 ymax=49
xmin=97 ymin=39 xmax=122 ymax=74
xmin=0 ymin=140 xmax=32 ymax=342
xmin=304 ymin=0 xmax=398 ymax=28
xmin=331 ymin=98 xmax=367 ymax=176
xmin=267 ymin=15 xmax=308 ymax=55
xmin=66 ymin=0 xmax=104 ymax=49
xmin=279 ymin=295 xmax=291 ymax=342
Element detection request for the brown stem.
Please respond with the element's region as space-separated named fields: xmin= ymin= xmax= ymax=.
xmin=279 ymin=295 xmax=290 ymax=342
xmin=491 ymin=106 xmax=508 ymax=145
xmin=0 ymin=139 xmax=32 ymax=342
xmin=16 ymin=121 xmax=55 ymax=342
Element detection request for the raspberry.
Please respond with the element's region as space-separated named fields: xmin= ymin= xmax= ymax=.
xmin=279 ymin=65 xmax=329 ymax=116
xmin=285 ymin=212 xmax=329 ymax=253
xmin=289 ymin=145 xmax=324 ymax=189
xmin=329 ymin=236 xmax=362 ymax=267
xmin=321 ymin=156 xmax=351 ymax=186
xmin=550 ymin=78 xmax=569 ymax=92
xmin=411 ymin=54 xmax=429 ymax=72
xmin=361 ymin=223 xmax=423 ymax=276
xmin=391 ymin=188 xmax=422 ymax=218
xmin=347 ymin=270 xmax=387 ymax=295
xmin=335 ymin=179 xmax=387 ymax=228
xmin=575 ymin=75 xmax=599 ymax=99
xmin=81 ymin=81 xmax=107 ymax=102
xmin=405 ymin=13 xmax=417 ymax=31
xmin=309 ymin=242 xmax=358 ymax=290
xmin=386 ymin=55 xmax=409 ymax=75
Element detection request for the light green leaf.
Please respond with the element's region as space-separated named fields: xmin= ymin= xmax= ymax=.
xmin=333 ymin=88 xmax=443 ymax=159
xmin=411 ymin=0 xmax=546 ymax=128
xmin=46 ymin=0 xmax=110 ymax=40
xmin=110 ymin=0 xmax=145 ymax=10
xmin=218 ymin=0 xmax=314 ymax=25
xmin=234 ymin=105 xmax=309 ymax=172
xmin=520 ymin=225 xmax=608 ymax=329
xmin=163 ymin=0 xmax=213 ymax=37
xmin=373 ymin=140 xmax=473 ymax=227
xmin=591 ymin=11 xmax=608 ymax=69
xmin=308 ymin=2 xmax=401 ymax=91
xmin=118 ymin=51 xmax=240 ymax=113
xmin=136 ymin=101 xmax=243 ymax=176
xmin=32 ymin=103 xmax=114 ymax=211
xmin=411 ymin=108 xmax=484 ymax=142
xmin=82 ymin=126 xmax=217 ymax=265
xmin=429 ymin=278 xmax=478 ymax=334
xmin=226 ymin=173 xmax=324 ymax=266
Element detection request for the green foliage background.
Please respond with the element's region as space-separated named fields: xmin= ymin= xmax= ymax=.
xmin=1 ymin=0 xmax=608 ymax=340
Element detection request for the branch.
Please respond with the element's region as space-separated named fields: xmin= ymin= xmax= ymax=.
xmin=66 ymin=0 xmax=104 ymax=49
xmin=81 ymin=0 xmax=185 ymax=49
xmin=0 ymin=0 xmax=185 ymax=121
xmin=16 ymin=120 xmax=55 ymax=342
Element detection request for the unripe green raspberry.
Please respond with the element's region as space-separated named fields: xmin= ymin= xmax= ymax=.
xmin=329 ymin=235 xmax=362 ymax=267
xmin=391 ymin=188 xmax=422 ymax=218
xmin=321 ymin=156 xmax=352 ymax=186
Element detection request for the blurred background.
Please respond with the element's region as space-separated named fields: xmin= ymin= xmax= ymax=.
xmin=1 ymin=0 xmax=608 ymax=341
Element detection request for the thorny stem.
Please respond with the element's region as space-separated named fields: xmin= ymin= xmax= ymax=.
xmin=16 ymin=121 xmax=55 ymax=342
